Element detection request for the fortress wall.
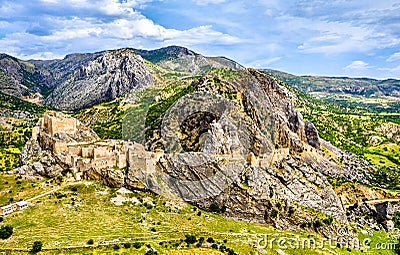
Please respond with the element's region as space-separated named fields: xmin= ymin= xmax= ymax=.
xmin=82 ymin=147 xmax=94 ymax=158
xmin=54 ymin=141 xmax=67 ymax=154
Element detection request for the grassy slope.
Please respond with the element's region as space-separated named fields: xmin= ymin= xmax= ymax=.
xmin=1 ymin=173 xmax=396 ymax=255
xmin=0 ymin=92 xmax=47 ymax=172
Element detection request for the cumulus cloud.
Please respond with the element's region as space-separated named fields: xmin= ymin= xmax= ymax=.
xmin=344 ymin=60 xmax=371 ymax=70
xmin=0 ymin=0 xmax=240 ymax=59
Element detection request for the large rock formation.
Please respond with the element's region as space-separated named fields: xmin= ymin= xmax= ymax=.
xmin=44 ymin=49 xmax=156 ymax=110
xmin=12 ymin=69 xmax=372 ymax=241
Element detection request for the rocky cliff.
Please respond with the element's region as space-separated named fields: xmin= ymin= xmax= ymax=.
xmin=0 ymin=47 xmax=244 ymax=111
xmin=44 ymin=49 xmax=156 ymax=110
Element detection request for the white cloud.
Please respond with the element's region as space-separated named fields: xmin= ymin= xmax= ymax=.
xmin=193 ymin=0 xmax=226 ymax=6
xmin=344 ymin=60 xmax=371 ymax=70
xmin=387 ymin=52 xmax=400 ymax=62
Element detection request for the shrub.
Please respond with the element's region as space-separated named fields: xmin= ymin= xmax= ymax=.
xmin=133 ymin=242 xmax=143 ymax=249
xmin=0 ymin=217 xmax=3 ymax=222
xmin=112 ymin=244 xmax=120 ymax=250
xmin=270 ymin=209 xmax=279 ymax=218
xmin=227 ymin=248 xmax=236 ymax=255
xmin=0 ymin=225 xmax=13 ymax=239
xmin=87 ymin=239 xmax=94 ymax=245
xmin=184 ymin=234 xmax=197 ymax=244
xmin=207 ymin=237 xmax=215 ymax=243
xmin=211 ymin=243 xmax=218 ymax=249
xmin=323 ymin=217 xmax=334 ymax=225
xmin=30 ymin=241 xmax=43 ymax=253
xmin=314 ymin=220 xmax=323 ymax=228
xmin=288 ymin=207 xmax=295 ymax=215
xmin=145 ymin=250 xmax=154 ymax=255
xmin=393 ymin=212 xmax=400 ymax=229
xmin=150 ymin=227 xmax=156 ymax=232
xmin=124 ymin=242 xmax=131 ymax=248
xmin=209 ymin=203 xmax=219 ymax=212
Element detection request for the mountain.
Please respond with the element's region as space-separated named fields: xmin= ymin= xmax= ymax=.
xmin=1 ymin=47 xmax=400 ymax=253
xmin=0 ymin=54 xmax=55 ymax=98
xmin=133 ymin=45 xmax=244 ymax=74
xmin=262 ymin=69 xmax=400 ymax=112
xmin=0 ymin=47 xmax=243 ymax=111
xmin=43 ymin=49 xmax=156 ymax=110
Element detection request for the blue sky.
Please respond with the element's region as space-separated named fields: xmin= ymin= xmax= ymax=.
xmin=1 ymin=0 xmax=400 ymax=78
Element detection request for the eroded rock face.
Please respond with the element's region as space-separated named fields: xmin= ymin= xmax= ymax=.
xmin=151 ymin=69 xmax=353 ymax=233
xmin=45 ymin=49 xmax=156 ymax=110
xmin=347 ymin=201 xmax=400 ymax=232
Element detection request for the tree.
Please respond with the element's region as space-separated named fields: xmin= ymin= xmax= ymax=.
xmin=31 ymin=241 xmax=43 ymax=253
xmin=0 ymin=225 xmax=13 ymax=239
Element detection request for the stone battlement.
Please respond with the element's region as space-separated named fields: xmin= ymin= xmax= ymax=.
xmin=42 ymin=112 xmax=77 ymax=136
xmin=31 ymin=112 xmax=159 ymax=182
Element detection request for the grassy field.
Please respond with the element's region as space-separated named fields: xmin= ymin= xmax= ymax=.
xmin=0 ymin=173 xmax=397 ymax=255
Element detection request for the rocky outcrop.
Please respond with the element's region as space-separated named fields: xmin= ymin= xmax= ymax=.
xmin=44 ymin=49 xmax=156 ymax=110
xmin=347 ymin=201 xmax=400 ymax=232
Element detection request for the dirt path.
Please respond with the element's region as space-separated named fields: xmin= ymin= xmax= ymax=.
xmin=26 ymin=181 xmax=84 ymax=202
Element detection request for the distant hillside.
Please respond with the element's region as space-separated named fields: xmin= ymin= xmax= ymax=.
xmin=0 ymin=47 xmax=243 ymax=111
xmin=133 ymin=45 xmax=244 ymax=74
xmin=262 ymin=69 xmax=400 ymax=112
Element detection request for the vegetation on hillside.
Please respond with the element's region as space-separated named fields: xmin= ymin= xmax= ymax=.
xmin=0 ymin=93 xmax=47 ymax=172
xmin=267 ymin=73 xmax=400 ymax=190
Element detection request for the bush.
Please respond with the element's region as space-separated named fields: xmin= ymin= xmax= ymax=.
xmin=150 ymin=227 xmax=156 ymax=232
xmin=30 ymin=241 xmax=43 ymax=253
xmin=209 ymin=203 xmax=219 ymax=212
xmin=270 ymin=209 xmax=279 ymax=218
xmin=207 ymin=237 xmax=215 ymax=243
xmin=133 ymin=242 xmax=143 ymax=249
xmin=112 ymin=244 xmax=120 ymax=250
xmin=393 ymin=212 xmax=400 ymax=229
xmin=87 ymin=239 xmax=94 ymax=245
xmin=145 ymin=250 xmax=154 ymax=255
xmin=0 ymin=225 xmax=13 ymax=239
xmin=211 ymin=243 xmax=218 ymax=249
xmin=124 ymin=242 xmax=131 ymax=248
xmin=184 ymin=234 xmax=197 ymax=244
xmin=314 ymin=220 xmax=323 ymax=228
xmin=0 ymin=216 xmax=3 ymax=222
xmin=323 ymin=217 xmax=334 ymax=225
